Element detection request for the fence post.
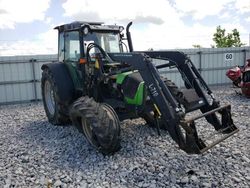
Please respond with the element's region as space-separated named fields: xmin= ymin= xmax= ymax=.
xmin=198 ymin=51 xmax=202 ymax=73
xmin=30 ymin=58 xmax=38 ymax=101
xmin=242 ymin=49 xmax=246 ymax=66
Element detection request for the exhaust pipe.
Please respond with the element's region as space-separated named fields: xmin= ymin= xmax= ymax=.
xmin=126 ymin=22 xmax=133 ymax=52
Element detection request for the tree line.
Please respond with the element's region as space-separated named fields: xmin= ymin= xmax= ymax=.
xmin=193 ymin=26 xmax=245 ymax=48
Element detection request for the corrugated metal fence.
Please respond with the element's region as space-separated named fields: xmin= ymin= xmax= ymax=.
xmin=0 ymin=47 xmax=249 ymax=105
xmin=0 ymin=55 xmax=57 ymax=105
xmin=154 ymin=47 xmax=250 ymax=87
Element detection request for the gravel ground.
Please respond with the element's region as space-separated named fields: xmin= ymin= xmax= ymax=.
xmin=0 ymin=86 xmax=249 ymax=188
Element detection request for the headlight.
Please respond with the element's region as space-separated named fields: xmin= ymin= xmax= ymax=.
xmin=119 ymin=26 xmax=124 ymax=32
xmin=83 ymin=26 xmax=89 ymax=35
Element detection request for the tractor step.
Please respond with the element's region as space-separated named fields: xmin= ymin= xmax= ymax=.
xmin=180 ymin=104 xmax=239 ymax=154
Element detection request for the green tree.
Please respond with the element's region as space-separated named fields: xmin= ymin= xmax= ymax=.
xmin=212 ymin=26 xmax=245 ymax=47
xmin=192 ymin=44 xmax=202 ymax=48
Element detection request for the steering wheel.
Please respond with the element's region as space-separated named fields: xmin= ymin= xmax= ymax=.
xmin=86 ymin=43 xmax=112 ymax=64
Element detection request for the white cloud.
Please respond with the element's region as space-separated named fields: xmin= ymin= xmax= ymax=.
xmin=0 ymin=0 xmax=50 ymax=29
xmin=235 ymin=0 xmax=250 ymax=13
xmin=62 ymin=0 xmax=221 ymax=49
xmin=45 ymin=17 xmax=53 ymax=25
xmin=173 ymin=0 xmax=234 ymax=20
xmin=0 ymin=29 xmax=57 ymax=56
xmin=219 ymin=12 xmax=231 ymax=19
xmin=221 ymin=23 xmax=247 ymax=33
xmin=1 ymin=0 xmax=248 ymax=56
xmin=62 ymin=0 xmax=179 ymax=25
xmin=131 ymin=23 xmax=216 ymax=50
xmin=246 ymin=16 xmax=250 ymax=22
xmin=174 ymin=0 xmax=250 ymax=20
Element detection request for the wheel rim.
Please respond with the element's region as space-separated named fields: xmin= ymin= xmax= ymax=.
xmin=82 ymin=118 xmax=99 ymax=148
xmin=81 ymin=105 xmax=120 ymax=149
xmin=44 ymin=80 xmax=55 ymax=115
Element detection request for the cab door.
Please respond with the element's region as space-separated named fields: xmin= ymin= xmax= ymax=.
xmin=63 ymin=31 xmax=83 ymax=91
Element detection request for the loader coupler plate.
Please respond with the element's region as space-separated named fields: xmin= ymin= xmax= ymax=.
xmin=179 ymin=104 xmax=239 ymax=154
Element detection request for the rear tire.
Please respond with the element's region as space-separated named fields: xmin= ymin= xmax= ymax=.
xmin=41 ymin=68 xmax=70 ymax=125
xmin=141 ymin=78 xmax=184 ymax=129
xmin=70 ymin=96 xmax=121 ymax=154
xmin=164 ymin=79 xmax=185 ymax=104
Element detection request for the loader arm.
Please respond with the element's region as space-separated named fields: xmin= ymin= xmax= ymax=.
xmin=143 ymin=51 xmax=223 ymax=130
xmin=108 ymin=52 xmax=238 ymax=154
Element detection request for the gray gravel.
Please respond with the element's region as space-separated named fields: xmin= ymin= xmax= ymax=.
xmin=0 ymin=86 xmax=249 ymax=188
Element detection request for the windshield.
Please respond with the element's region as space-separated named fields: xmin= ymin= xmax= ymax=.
xmin=83 ymin=32 xmax=121 ymax=54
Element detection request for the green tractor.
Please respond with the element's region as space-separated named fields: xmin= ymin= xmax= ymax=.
xmin=41 ymin=21 xmax=238 ymax=154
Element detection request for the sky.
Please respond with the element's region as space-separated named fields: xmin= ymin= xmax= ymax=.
xmin=0 ymin=0 xmax=249 ymax=56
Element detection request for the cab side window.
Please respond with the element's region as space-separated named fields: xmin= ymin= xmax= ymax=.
xmin=58 ymin=32 xmax=64 ymax=62
xmin=64 ymin=31 xmax=80 ymax=62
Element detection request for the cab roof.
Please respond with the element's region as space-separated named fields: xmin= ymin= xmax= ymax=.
xmin=54 ymin=21 xmax=121 ymax=32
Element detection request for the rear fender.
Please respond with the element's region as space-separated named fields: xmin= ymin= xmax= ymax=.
xmin=41 ymin=62 xmax=75 ymax=104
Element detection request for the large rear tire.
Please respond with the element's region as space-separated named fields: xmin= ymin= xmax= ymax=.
xmin=70 ymin=97 xmax=121 ymax=154
xmin=41 ymin=68 xmax=70 ymax=125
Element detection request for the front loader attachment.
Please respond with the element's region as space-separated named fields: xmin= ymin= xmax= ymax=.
xmin=108 ymin=51 xmax=239 ymax=154
xmin=179 ymin=104 xmax=238 ymax=154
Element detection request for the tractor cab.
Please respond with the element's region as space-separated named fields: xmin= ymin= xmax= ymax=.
xmin=54 ymin=21 xmax=132 ymax=92
xmin=54 ymin=21 xmax=126 ymax=63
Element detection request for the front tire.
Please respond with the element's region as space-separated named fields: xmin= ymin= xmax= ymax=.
xmin=41 ymin=68 xmax=70 ymax=125
xmin=70 ymin=97 xmax=121 ymax=154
